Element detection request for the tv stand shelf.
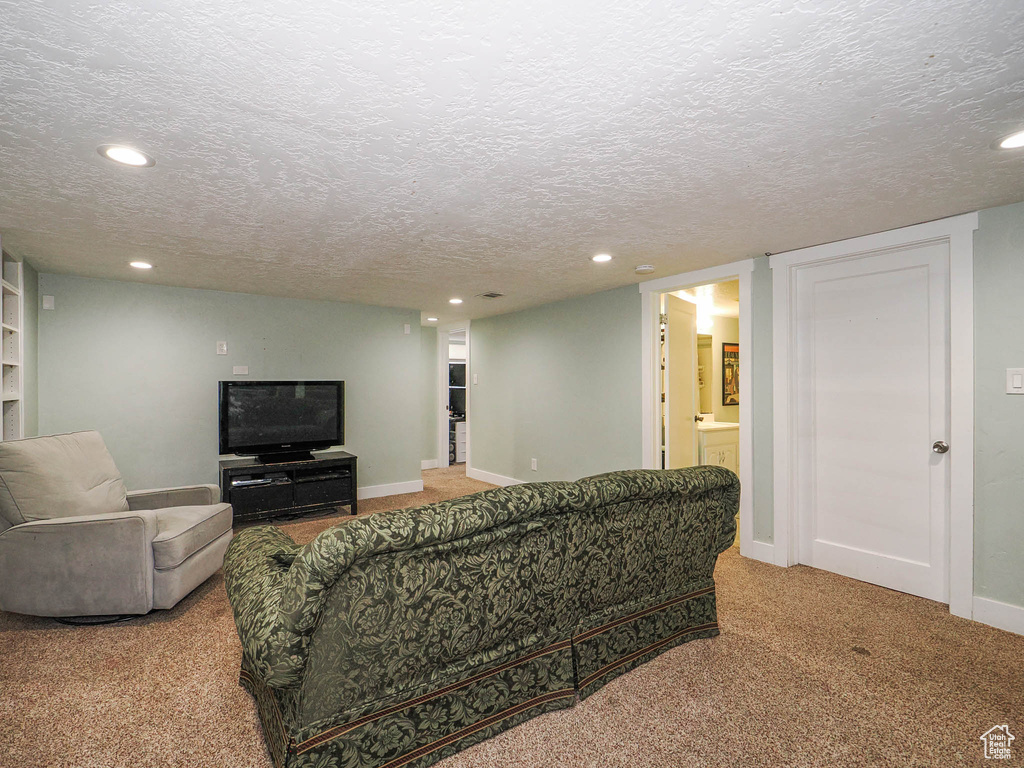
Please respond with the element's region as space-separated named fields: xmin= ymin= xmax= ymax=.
xmin=219 ymin=451 xmax=357 ymax=525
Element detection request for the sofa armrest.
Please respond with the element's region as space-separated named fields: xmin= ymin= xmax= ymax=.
xmin=223 ymin=525 xmax=305 ymax=688
xmin=127 ymin=484 xmax=221 ymax=510
xmin=0 ymin=510 xmax=158 ymax=617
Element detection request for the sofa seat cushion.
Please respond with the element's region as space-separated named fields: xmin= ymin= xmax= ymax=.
xmin=152 ymin=503 xmax=233 ymax=570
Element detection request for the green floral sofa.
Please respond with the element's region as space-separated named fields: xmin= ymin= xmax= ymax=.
xmin=224 ymin=466 xmax=738 ymax=768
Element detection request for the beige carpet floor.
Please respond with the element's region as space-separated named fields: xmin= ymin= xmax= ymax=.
xmin=2 ymin=465 xmax=1021 ymax=768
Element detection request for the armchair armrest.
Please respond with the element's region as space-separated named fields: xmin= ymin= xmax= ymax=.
xmin=0 ymin=510 xmax=158 ymax=617
xmin=127 ymin=484 xmax=221 ymax=510
xmin=223 ymin=525 xmax=305 ymax=688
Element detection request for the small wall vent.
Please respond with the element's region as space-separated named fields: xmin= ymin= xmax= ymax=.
xmin=476 ymin=292 xmax=505 ymax=299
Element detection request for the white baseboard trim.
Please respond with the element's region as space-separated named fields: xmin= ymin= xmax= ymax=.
xmin=740 ymin=539 xmax=776 ymax=565
xmin=421 ymin=459 xmax=438 ymax=470
xmin=357 ymin=480 xmax=424 ymax=500
xmin=972 ymin=596 xmax=1024 ymax=637
xmin=466 ymin=467 xmax=522 ymax=487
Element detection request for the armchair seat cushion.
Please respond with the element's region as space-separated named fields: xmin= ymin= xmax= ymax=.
xmin=152 ymin=503 xmax=233 ymax=570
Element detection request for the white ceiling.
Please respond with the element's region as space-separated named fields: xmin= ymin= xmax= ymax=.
xmin=0 ymin=0 xmax=1022 ymax=324
xmin=675 ymin=280 xmax=740 ymax=318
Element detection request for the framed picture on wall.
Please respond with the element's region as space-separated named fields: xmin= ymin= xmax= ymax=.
xmin=722 ymin=343 xmax=739 ymax=406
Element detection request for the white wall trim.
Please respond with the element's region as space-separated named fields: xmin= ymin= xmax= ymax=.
xmin=735 ymin=266 xmax=758 ymax=562
xmin=639 ymin=260 xmax=754 ymax=294
xmin=973 ymin=596 xmax=1024 ymax=637
xmin=466 ymin=467 xmax=522 ymax=487
xmin=640 ymin=289 xmax=658 ymax=469
xmin=768 ymin=215 xmax=978 ymax=270
xmin=421 ymin=459 xmax=438 ymax=470
xmin=770 ymin=255 xmax=795 ymax=567
xmin=357 ymin=479 xmax=424 ymax=500
xmin=770 ymin=212 xmax=979 ymax=617
xmin=638 ymin=258 xmax=762 ymax=562
xmin=743 ymin=539 xmax=776 ymax=564
xmin=437 ymin=321 xmax=470 ymax=469
xmin=437 ymin=325 xmax=451 ymax=469
xmin=947 ymin=216 xmax=977 ymax=620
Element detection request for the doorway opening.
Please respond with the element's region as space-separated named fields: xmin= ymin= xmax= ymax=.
xmin=437 ymin=323 xmax=470 ymax=475
xmin=640 ymin=259 xmax=754 ymax=557
xmin=660 ymin=281 xmax=740 ymax=475
xmin=659 ymin=281 xmax=741 ymax=543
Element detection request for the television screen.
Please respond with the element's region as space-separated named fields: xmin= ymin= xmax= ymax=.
xmin=219 ymin=381 xmax=344 ymax=458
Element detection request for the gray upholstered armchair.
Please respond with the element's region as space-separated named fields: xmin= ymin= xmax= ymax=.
xmin=0 ymin=431 xmax=232 ymax=618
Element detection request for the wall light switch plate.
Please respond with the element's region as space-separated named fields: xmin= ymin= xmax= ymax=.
xmin=473 ymin=373 xmax=478 ymax=385
xmin=1007 ymin=368 xmax=1024 ymax=394
xmin=216 ymin=341 xmax=228 ymax=355
xmin=233 ymin=366 xmax=248 ymax=375
xmin=531 ymin=458 xmax=538 ymax=471
xmin=404 ymin=323 xmax=411 ymax=335
xmin=42 ymin=295 xmax=55 ymax=310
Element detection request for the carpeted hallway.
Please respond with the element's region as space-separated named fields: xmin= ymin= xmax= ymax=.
xmin=1 ymin=465 xmax=1021 ymax=768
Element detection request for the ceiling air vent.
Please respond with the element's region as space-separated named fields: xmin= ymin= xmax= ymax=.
xmin=476 ymin=292 xmax=504 ymax=299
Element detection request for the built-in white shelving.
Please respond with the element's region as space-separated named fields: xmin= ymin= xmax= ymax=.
xmin=0 ymin=246 xmax=23 ymax=441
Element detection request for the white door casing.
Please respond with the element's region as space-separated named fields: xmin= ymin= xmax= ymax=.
xmin=772 ymin=212 xmax=977 ymax=620
xmin=664 ymin=293 xmax=698 ymax=468
xmin=794 ymin=241 xmax=949 ymax=602
xmin=436 ymin=322 xmax=470 ymax=470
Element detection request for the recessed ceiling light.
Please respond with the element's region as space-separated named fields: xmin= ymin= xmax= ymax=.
xmin=130 ymin=261 xmax=153 ymax=269
xmin=998 ymin=129 xmax=1024 ymax=149
xmin=635 ymin=265 xmax=655 ymax=274
xmin=449 ymin=298 xmax=463 ymax=304
xmin=98 ymin=144 xmax=156 ymax=167
xmin=426 ymin=317 xmax=438 ymax=322
xmin=592 ymin=253 xmax=612 ymax=263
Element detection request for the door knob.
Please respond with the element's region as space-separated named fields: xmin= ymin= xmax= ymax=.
xmin=694 ymin=415 xmax=704 ymax=423
xmin=932 ymin=441 xmax=949 ymax=454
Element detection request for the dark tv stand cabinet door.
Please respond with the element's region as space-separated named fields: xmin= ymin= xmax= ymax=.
xmin=219 ymin=451 xmax=357 ymax=525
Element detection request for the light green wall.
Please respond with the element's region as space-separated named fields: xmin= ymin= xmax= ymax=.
xmin=22 ymin=260 xmax=38 ymax=437
xmin=420 ymin=326 xmax=438 ymax=464
xmin=471 ymin=285 xmax=642 ymax=482
xmin=37 ymin=274 xmax=422 ymax=491
xmin=973 ymin=200 xmax=1024 ymax=609
xmin=750 ymin=256 xmax=774 ymax=543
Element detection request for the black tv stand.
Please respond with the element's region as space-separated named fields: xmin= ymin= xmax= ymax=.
xmin=257 ymin=451 xmax=314 ymax=464
xmin=219 ymin=451 xmax=357 ymax=525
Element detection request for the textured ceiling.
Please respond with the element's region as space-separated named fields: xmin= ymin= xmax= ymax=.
xmin=0 ymin=0 xmax=1022 ymax=323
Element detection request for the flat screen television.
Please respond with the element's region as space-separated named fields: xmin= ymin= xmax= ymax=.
xmin=218 ymin=380 xmax=344 ymax=463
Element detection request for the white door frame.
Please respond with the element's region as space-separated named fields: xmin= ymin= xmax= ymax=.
xmin=640 ymin=259 xmax=755 ymax=557
xmin=437 ymin=321 xmax=470 ymax=470
xmin=770 ymin=212 xmax=977 ymax=619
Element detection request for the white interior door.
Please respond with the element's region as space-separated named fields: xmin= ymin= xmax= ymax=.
xmin=665 ymin=294 xmax=698 ymax=469
xmin=794 ymin=242 xmax=950 ymax=602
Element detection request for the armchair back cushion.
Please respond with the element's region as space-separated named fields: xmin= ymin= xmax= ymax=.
xmin=0 ymin=431 xmax=129 ymax=530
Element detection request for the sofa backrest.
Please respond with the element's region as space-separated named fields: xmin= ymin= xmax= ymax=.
xmin=0 ymin=431 xmax=130 ymax=530
xmin=283 ymin=466 xmax=738 ymax=724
